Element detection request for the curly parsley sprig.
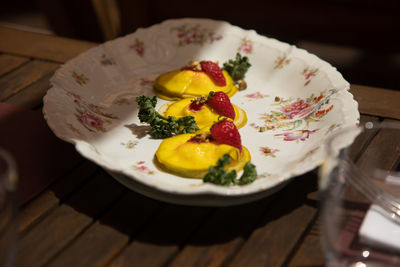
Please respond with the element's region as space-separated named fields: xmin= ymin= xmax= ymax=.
xmin=203 ymin=154 xmax=257 ymax=186
xmin=222 ymin=53 xmax=251 ymax=85
xmin=136 ymin=95 xmax=199 ymax=138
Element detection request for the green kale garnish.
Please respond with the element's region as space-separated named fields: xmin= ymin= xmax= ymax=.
xmin=203 ymin=154 xmax=238 ymax=186
xmin=238 ymin=162 xmax=257 ymax=185
xmin=222 ymin=53 xmax=251 ymax=84
xmin=203 ymin=154 xmax=257 ymax=186
xmin=136 ymin=95 xmax=199 ymax=138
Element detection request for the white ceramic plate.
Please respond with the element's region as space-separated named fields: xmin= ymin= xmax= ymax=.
xmin=43 ymin=18 xmax=359 ymax=206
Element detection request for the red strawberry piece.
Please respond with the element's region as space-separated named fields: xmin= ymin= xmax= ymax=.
xmin=200 ymin=61 xmax=226 ymax=86
xmin=210 ymin=119 xmax=242 ymax=151
xmin=207 ymin=91 xmax=235 ymax=119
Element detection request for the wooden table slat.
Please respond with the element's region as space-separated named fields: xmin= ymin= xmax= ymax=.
xmin=168 ymin=197 xmax=275 ymax=267
xmin=0 ymin=27 xmax=96 ymax=64
xmin=0 ymin=54 xmax=30 ymax=77
xmin=1 ymin=26 xmax=399 ymax=267
xmin=17 ymin=171 xmax=125 ymax=267
xmin=228 ymin=173 xmax=318 ymax=267
xmin=0 ymin=59 xmax=59 ymax=101
xmin=357 ymin=118 xmax=400 ymax=170
xmin=287 ymin=218 xmax=325 ymax=267
xmin=18 ymin=161 xmax=98 ymax=234
xmin=109 ymin=205 xmax=212 ymax=267
xmin=351 ymin=84 xmax=400 ymax=120
xmin=47 ymin=192 xmax=162 ymax=267
xmin=5 ymin=70 xmax=54 ymax=108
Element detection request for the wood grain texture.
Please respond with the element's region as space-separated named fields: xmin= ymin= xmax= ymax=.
xmin=348 ymin=116 xmax=381 ymax=161
xmin=18 ymin=161 xmax=98 ymax=235
xmin=0 ymin=27 xmax=96 ymax=63
xmin=16 ymin=171 xmax=125 ymax=267
xmin=2 ymin=26 xmax=399 ymax=267
xmin=350 ymin=84 xmax=400 ymax=120
xmin=47 ymin=192 xmax=161 ymax=267
xmin=287 ymin=218 xmax=324 ymax=267
xmin=357 ymin=118 xmax=400 ymax=170
xmin=0 ymin=60 xmax=59 ymax=101
xmin=109 ymin=205 xmax=212 ymax=267
xmin=168 ymin=197 xmax=274 ymax=267
xmin=0 ymin=54 xmax=30 ymax=77
xmin=227 ymin=173 xmax=319 ymax=267
xmin=5 ymin=70 xmax=54 ymax=108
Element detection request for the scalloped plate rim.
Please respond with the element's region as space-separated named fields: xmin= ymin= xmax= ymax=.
xmin=42 ymin=18 xmax=360 ymax=201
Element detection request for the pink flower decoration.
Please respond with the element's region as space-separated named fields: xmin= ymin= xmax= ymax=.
xmin=302 ymin=67 xmax=318 ymax=86
xmin=79 ymin=112 xmax=103 ymax=130
xmin=239 ymin=42 xmax=253 ymax=54
xmin=260 ymin=146 xmax=279 ymax=157
xmin=281 ymin=100 xmax=313 ymax=119
xmin=275 ymin=129 xmax=318 ymax=141
xmin=209 ymin=34 xmax=223 ymax=43
xmin=137 ymin=166 xmax=149 ymax=172
xmin=246 ymin=92 xmax=263 ymax=99
xmin=304 ymin=71 xmax=314 ymax=80
xmin=130 ymin=38 xmax=145 ymax=56
xmin=132 ymin=45 xmax=144 ymax=56
xmin=133 ymin=161 xmax=155 ymax=175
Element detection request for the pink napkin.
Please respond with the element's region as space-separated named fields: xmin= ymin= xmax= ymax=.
xmin=0 ymin=102 xmax=82 ymax=205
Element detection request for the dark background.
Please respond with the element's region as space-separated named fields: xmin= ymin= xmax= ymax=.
xmin=2 ymin=0 xmax=399 ymax=90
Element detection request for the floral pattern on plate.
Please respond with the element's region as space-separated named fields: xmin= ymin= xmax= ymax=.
xmin=254 ymin=89 xmax=337 ymax=132
xmin=260 ymin=146 xmax=279 ymax=157
xmin=275 ymin=129 xmax=318 ymax=142
xmin=72 ymin=71 xmax=89 ymax=86
xmin=274 ymin=54 xmax=291 ymax=69
xmin=121 ymin=140 xmax=138 ymax=149
xmin=100 ymin=54 xmax=116 ymax=66
xmin=238 ymin=38 xmax=253 ymax=54
xmin=43 ymin=18 xmax=359 ymax=204
xmin=132 ymin=161 xmax=155 ymax=175
xmin=172 ymin=24 xmax=223 ymax=46
xmin=245 ymin=91 xmax=270 ymax=100
xmin=67 ymin=91 xmax=119 ymax=132
xmin=302 ymin=67 xmax=319 ymax=86
xmin=130 ymin=38 xmax=145 ymax=56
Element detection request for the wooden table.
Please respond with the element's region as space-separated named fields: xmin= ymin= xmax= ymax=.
xmin=1 ymin=26 xmax=399 ymax=267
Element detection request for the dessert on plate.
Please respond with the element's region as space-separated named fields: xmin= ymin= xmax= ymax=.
xmin=158 ymin=91 xmax=247 ymax=129
xmin=155 ymin=119 xmax=251 ymax=178
xmin=154 ymin=61 xmax=238 ymax=100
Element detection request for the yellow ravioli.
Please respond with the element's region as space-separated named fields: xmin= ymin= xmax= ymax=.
xmin=155 ymin=133 xmax=251 ymax=178
xmin=159 ymin=98 xmax=247 ymax=129
xmin=154 ymin=69 xmax=238 ymax=100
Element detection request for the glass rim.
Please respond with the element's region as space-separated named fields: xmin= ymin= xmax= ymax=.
xmin=319 ymin=121 xmax=400 ymax=191
xmin=325 ymin=120 xmax=400 ymax=160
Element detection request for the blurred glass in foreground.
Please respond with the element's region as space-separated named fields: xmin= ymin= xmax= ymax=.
xmin=319 ymin=122 xmax=400 ymax=266
xmin=0 ymin=148 xmax=18 ymax=267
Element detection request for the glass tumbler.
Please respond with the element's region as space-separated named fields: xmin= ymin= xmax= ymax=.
xmin=0 ymin=148 xmax=18 ymax=267
xmin=319 ymin=122 xmax=400 ymax=267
